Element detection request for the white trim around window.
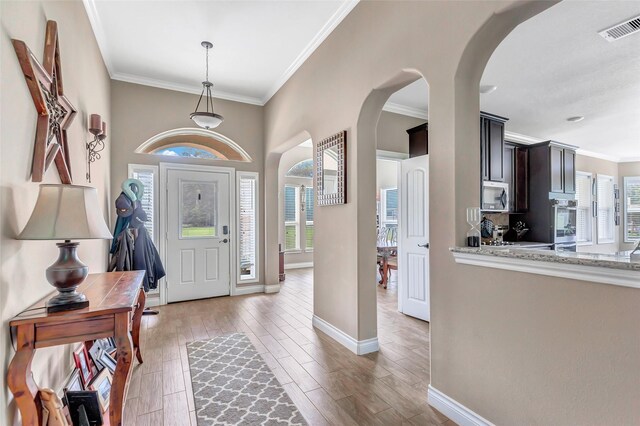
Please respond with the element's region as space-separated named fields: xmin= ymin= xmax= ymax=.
xmin=575 ymin=171 xmax=593 ymax=246
xmin=596 ymin=174 xmax=615 ymax=244
xmin=237 ymin=171 xmax=260 ymax=284
xmin=283 ymin=184 xmax=300 ymax=252
xmin=623 ymin=176 xmax=640 ymax=243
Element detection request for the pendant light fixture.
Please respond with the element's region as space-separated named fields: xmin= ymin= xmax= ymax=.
xmin=190 ymin=41 xmax=224 ymax=129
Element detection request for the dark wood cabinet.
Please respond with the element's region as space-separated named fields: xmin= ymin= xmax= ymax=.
xmin=563 ymin=149 xmax=576 ymax=194
xmin=480 ymin=112 xmax=508 ymax=182
xmin=504 ymin=143 xmax=529 ymax=212
xmin=514 ymin=146 xmax=529 ymax=211
xmin=528 ymin=141 xmax=577 ymax=195
xmin=406 ymin=123 xmax=428 ymax=158
xmin=550 ymin=146 xmax=564 ymax=193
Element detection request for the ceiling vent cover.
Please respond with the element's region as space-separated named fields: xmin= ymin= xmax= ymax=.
xmin=598 ymin=15 xmax=640 ymax=42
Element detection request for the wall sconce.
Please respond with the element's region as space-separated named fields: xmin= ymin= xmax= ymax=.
xmin=86 ymin=114 xmax=106 ymax=183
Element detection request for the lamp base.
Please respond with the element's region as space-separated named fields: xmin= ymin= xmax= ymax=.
xmin=46 ymin=298 xmax=89 ymax=313
xmin=45 ymin=241 xmax=90 ymax=313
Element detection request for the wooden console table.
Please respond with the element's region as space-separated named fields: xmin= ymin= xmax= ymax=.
xmin=8 ymin=271 xmax=146 ymax=426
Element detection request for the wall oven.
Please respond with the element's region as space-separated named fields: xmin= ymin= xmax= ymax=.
xmin=552 ymin=198 xmax=577 ymax=251
xmin=482 ymin=181 xmax=509 ymax=212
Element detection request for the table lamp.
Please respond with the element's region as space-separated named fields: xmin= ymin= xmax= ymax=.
xmin=18 ymin=184 xmax=112 ymax=313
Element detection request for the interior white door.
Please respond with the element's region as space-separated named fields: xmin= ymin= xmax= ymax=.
xmin=399 ymin=155 xmax=430 ymax=321
xmin=166 ymin=169 xmax=230 ymax=303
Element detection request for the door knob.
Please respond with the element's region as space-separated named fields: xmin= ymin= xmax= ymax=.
xmin=221 ymin=238 xmax=229 ymax=243
xmin=418 ymin=243 xmax=429 ymax=248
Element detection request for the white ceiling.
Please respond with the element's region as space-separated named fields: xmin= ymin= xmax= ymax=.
xmin=83 ymin=0 xmax=358 ymax=105
xmin=384 ymin=1 xmax=640 ymax=162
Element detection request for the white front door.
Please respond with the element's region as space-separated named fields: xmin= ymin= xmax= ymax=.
xmin=166 ymin=169 xmax=231 ymax=303
xmin=399 ymin=155 xmax=430 ymax=321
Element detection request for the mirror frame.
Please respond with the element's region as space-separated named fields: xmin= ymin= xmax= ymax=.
xmin=316 ymin=130 xmax=347 ymax=206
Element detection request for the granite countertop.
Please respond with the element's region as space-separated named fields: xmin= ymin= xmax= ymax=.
xmin=450 ymin=246 xmax=640 ymax=271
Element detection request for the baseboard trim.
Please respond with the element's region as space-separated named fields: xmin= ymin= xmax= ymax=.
xmin=264 ymin=284 xmax=281 ymax=293
xmin=428 ymin=385 xmax=494 ymax=426
xmin=234 ymin=285 xmax=265 ymax=295
xmin=284 ymin=262 xmax=314 ymax=270
xmin=312 ymin=315 xmax=379 ymax=355
xmin=145 ymin=294 xmax=160 ymax=307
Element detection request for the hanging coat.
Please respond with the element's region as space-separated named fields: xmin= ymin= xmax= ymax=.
xmin=132 ymin=226 xmax=165 ymax=291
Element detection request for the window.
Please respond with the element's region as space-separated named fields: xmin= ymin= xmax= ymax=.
xmin=380 ymin=188 xmax=398 ymax=230
xmin=180 ymin=182 xmax=217 ymax=238
xmin=596 ymin=174 xmax=615 ymax=244
xmin=238 ymin=172 xmax=259 ymax=282
xmin=128 ymin=164 xmax=158 ymax=244
xmin=136 ymin=128 xmax=252 ymax=162
xmin=155 ymin=146 xmax=219 ymax=159
xmin=305 ymin=186 xmax=314 ymax=249
xmin=575 ymin=172 xmax=593 ymax=244
xmin=286 ymin=159 xmax=314 ymax=179
xmin=284 ymin=185 xmax=299 ymax=251
xmin=624 ymin=176 xmax=640 ymax=242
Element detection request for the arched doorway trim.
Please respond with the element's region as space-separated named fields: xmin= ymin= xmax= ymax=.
xmin=136 ymin=127 xmax=253 ymax=162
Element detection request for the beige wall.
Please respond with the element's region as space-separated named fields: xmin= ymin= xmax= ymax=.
xmin=1 ymin=1 xmax=111 ymax=424
xmin=278 ymin=145 xmax=313 ymax=266
xmin=110 ymin=80 xmax=265 ymax=286
xmin=575 ymin=154 xmax=619 ymax=253
xmin=263 ymin=1 xmax=639 ymax=424
xmin=376 ymin=110 xmax=425 ymax=154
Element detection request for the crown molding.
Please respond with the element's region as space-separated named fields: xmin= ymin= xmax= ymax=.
xmin=112 ymin=72 xmax=264 ymax=106
xmin=575 ymin=148 xmax=622 ymax=163
xmin=83 ymin=0 xmax=115 ymax=76
xmin=261 ymin=0 xmax=360 ymax=104
xmin=503 ymin=130 xmax=545 ymax=145
xmin=382 ymin=102 xmax=428 ymax=120
xmin=85 ymin=0 xmax=358 ymax=107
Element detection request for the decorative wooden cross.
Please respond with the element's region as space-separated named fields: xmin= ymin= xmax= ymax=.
xmin=13 ymin=20 xmax=76 ymax=184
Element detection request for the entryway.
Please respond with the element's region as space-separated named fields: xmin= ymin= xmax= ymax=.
xmin=163 ymin=165 xmax=234 ymax=303
xmin=375 ymin=76 xmax=431 ymax=323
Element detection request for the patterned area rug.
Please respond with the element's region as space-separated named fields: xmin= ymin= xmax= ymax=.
xmin=187 ymin=333 xmax=307 ymax=425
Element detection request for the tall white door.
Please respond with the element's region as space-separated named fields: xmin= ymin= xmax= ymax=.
xmin=399 ymin=156 xmax=430 ymax=321
xmin=166 ymin=169 xmax=230 ymax=303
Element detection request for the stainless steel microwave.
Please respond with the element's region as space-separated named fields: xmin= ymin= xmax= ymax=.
xmin=482 ymin=181 xmax=509 ymax=212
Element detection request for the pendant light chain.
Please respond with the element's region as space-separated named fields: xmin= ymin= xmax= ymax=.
xmin=190 ymin=40 xmax=224 ymax=129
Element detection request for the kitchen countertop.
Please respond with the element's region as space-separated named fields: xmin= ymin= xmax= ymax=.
xmin=450 ymin=246 xmax=640 ymax=271
xmin=481 ymin=241 xmax=552 ymax=249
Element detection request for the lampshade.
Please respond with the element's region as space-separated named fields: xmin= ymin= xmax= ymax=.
xmin=190 ymin=111 xmax=223 ymax=129
xmin=18 ymin=184 xmax=112 ymax=240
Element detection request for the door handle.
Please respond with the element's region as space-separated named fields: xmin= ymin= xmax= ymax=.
xmin=221 ymin=238 xmax=229 ymax=244
xmin=418 ymin=243 xmax=429 ymax=248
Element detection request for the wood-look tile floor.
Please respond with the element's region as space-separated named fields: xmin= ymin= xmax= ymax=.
xmin=125 ymin=268 xmax=454 ymax=425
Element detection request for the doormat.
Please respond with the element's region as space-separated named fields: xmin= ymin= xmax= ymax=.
xmin=187 ymin=333 xmax=307 ymax=425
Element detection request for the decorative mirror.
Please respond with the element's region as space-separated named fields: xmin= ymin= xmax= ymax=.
xmin=316 ymin=130 xmax=347 ymax=206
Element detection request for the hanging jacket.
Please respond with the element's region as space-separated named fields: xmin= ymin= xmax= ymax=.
xmin=132 ymin=226 xmax=165 ymax=291
xmin=109 ymin=228 xmax=135 ymax=272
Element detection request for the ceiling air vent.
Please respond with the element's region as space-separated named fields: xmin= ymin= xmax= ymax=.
xmin=598 ymin=14 xmax=640 ymax=42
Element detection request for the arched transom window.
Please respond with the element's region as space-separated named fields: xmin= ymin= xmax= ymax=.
xmin=136 ymin=128 xmax=252 ymax=162
xmin=285 ymin=159 xmax=313 ymax=178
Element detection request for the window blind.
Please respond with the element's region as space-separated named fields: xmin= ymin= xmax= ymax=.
xmin=284 ymin=186 xmax=298 ymax=250
xmin=130 ymin=168 xmax=156 ymax=243
xmin=239 ymin=176 xmax=257 ymax=281
xmin=305 ymin=187 xmax=314 ymax=249
xmin=624 ymin=177 xmax=640 ymax=241
xmin=575 ymin=173 xmax=592 ymax=244
xmin=385 ymin=189 xmax=398 ymax=221
xmin=597 ymin=175 xmax=615 ymax=243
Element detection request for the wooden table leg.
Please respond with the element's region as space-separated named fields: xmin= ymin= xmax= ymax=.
xmin=110 ymin=312 xmax=134 ymax=426
xmin=132 ymin=289 xmax=145 ymax=364
xmin=382 ymin=260 xmax=389 ymax=289
xmin=7 ymin=324 xmax=42 ymax=426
